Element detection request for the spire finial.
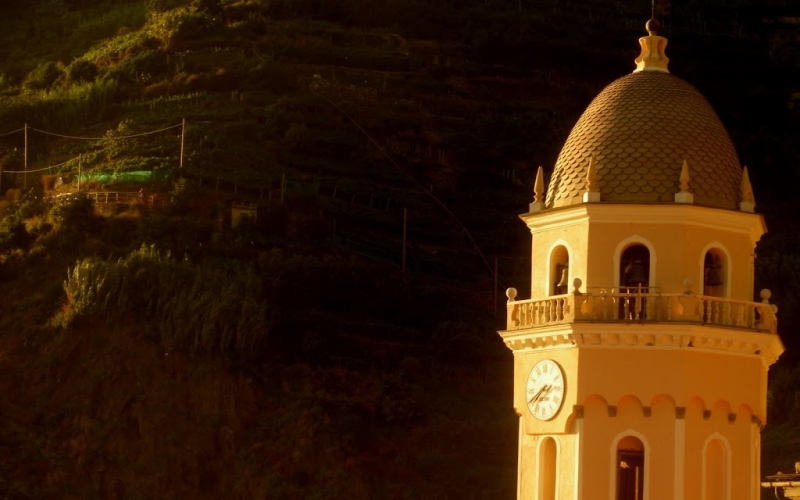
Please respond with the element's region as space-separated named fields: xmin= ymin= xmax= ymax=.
xmin=529 ymin=166 xmax=545 ymax=212
xmin=582 ymin=156 xmax=601 ymax=203
xmin=740 ymin=166 xmax=755 ymax=212
xmin=679 ymin=159 xmax=690 ymax=193
xmin=533 ymin=166 xmax=544 ymax=203
xmin=675 ymin=159 xmax=694 ymax=203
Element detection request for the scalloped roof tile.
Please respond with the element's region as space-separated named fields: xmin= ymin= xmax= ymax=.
xmin=545 ymin=72 xmax=742 ymax=209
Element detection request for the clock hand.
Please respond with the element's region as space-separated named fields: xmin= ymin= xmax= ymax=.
xmin=539 ymin=385 xmax=555 ymax=401
xmin=528 ymin=384 xmax=550 ymax=405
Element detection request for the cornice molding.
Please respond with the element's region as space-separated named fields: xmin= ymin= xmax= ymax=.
xmin=519 ymin=204 xmax=766 ymax=245
xmin=498 ymin=322 xmax=783 ymax=366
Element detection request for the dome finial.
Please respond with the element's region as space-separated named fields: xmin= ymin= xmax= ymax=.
xmin=646 ymin=18 xmax=660 ymax=36
xmin=634 ymin=12 xmax=670 ymax=73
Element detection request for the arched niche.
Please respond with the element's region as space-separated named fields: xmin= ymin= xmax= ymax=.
xmin=700 ymin=244 xmax=730 ymax=298
xmin=538 ymin=436 xmax=558 ymax=500
xmin=549 ymin=244 xmax=570 ymax=295
xmin=702 ymin=434 xmax=731 ymax=500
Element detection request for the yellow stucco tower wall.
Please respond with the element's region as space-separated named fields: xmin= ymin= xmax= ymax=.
xmin=500 ymin=20 xmax=783 ymax=500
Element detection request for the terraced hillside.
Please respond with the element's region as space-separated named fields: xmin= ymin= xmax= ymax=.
xmin=0 ymin=0 xmax=797 ymax=498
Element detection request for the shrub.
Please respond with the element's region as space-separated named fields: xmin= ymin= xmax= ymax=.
xmin=282 ymin=122 xmax=311 ymax=149
xmin=148 ymin=7 xmax=216 ymax=51
xmin=0 ymin=217 xmax=31 ymax=252
xmin=51 ymin=193 xmax=100 ymax=234
xmin=66 ymin=60 xmax=99 ymax=84
xmin=110 ymin=49 xmax=169 ymax=84
xmin=57 ymin=245 xmax=270 ymax=360
xmin=23 ymin=62 xmax=64 ymax=91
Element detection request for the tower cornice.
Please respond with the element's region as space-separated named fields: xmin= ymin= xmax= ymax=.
xmin=520 ymin=203 xmax=766 ymax=247
xmin=499 ymin=322 xmax=783 ymax=367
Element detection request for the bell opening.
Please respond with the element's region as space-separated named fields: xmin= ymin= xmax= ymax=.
xmin=620 ymin=245 xmax=651 ymax=291
xmin=550 ymin=245 xmax=570 ymax=296
xmin=703 ymin=250 xmax=726 ymax=297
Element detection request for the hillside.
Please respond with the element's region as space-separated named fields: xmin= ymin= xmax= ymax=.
xmin=0 ymin=0 xmax=797 ymax=498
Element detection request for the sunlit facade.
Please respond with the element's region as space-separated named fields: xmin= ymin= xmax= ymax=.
xmin=499 ymin=19 xmax=783 ymax=500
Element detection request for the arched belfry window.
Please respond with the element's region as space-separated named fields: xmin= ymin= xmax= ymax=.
xmin=703 ymin=249 xmax=726 ymax=297
xmin=550 ymin=245 xmax=569 ymax=295
xmin=620 ymin=245 xmax=650 ymax=292
xmin=538 ymin=436 xmax=557 ymax=500
xmin=616 ymin=436 xmax=645 ymax=500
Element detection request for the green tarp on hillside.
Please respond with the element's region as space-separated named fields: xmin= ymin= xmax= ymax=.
xmin=77 ymin=170 xmax=173 ymax=183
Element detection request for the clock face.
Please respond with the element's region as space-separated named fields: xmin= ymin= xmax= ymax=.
xmin=526 ymin=359 xmax=565 ymax=421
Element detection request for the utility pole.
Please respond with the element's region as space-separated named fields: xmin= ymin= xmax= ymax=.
xmin=179 ymin=118 xmax=185 ymax=168
xmin=402 ymin=208 xmax=408 ymax=273
xmin=494 ymin=257 xmax=498 ymax=312
xmin=23 ymin=123 xmax=27 ymax=190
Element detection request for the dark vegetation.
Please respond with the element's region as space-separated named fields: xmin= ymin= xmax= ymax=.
xmin=0 ymin=0 xmax=797 ymax=498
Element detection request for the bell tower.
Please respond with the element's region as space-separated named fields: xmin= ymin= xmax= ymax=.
xmin=499 ymin=20 xmax=784 ymax=500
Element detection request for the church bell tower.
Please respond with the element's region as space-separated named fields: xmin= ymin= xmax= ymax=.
xmin=499 ymin=20 xmax=784 ymax=500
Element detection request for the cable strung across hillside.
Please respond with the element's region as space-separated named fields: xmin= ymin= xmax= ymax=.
xmin=0 ymin=127 xmax=25 ymax=138
xmin=312 ymin=89 xmax=502 ymax=287
xmin=28 ymin=123 xmax=183 ymax=141
xmin=4 ymin=156 xmax=79 ymax=174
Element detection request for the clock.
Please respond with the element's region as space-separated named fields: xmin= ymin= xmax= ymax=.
xmin=526 ymin=359 xmax=565 ymax=421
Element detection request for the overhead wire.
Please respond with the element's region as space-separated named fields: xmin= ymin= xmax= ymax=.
xmin=3 ymin=156 xmax=79 ymax=174
xmin=0 ymin=127 xmax=25 ymax=138
xmin=311 ymin=89 xmax=503 ymax=287
xmin=27 ymin=123 xmax=183 ymax=140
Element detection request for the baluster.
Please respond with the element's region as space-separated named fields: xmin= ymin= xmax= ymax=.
xmin=712 ymin=300 xmax=719 ymax=324
xmin=558 ymin=298 xmax=565 ymax=321
xmin=736 ymin=304 xmax=744 ymax=327
xmin=723 ymin=302 xmax=731 ymax=325
xmin=623 ymin=295 xmax=630 ymax=321
xmin=647 ymin=294 xmax=654 ymax=321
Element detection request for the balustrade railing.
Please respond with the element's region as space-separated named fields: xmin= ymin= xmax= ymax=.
xmin=506 ymin=286 xmax=777 ymax=334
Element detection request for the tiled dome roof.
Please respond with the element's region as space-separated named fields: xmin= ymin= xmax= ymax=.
xmin=545 ymin=71 xmax=742 ymax=210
